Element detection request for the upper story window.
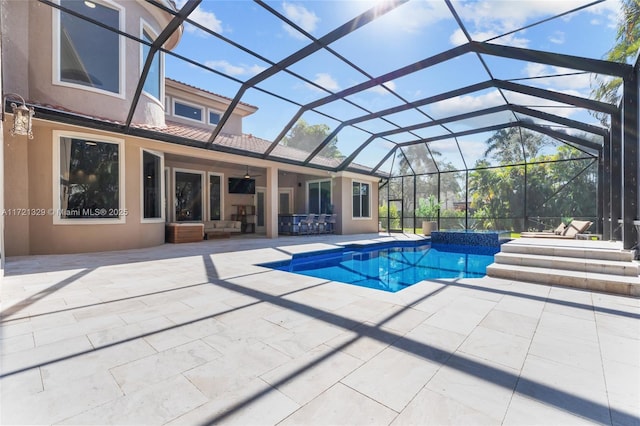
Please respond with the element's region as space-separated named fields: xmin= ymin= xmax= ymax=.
xmin=56 ymin=0 xmax=123 ymax=95
xmin=141 ymin=26 xmax=161 ymax=100
xmin=209 ymin=110 xmax=221 ymax=126
xmin=173 ymin=99 xmax=203 ymax=122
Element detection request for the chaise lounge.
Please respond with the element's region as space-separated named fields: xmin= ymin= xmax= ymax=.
xmin=521 ymin=220 xmax=593 ymax=239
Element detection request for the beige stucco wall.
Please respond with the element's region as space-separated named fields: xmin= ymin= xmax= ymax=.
xmin=3 ymin=120 xmax=167 ymax=256
xmin=2 ymin=0 xmax=171 ymax=127
xmin=337 ymin=175 xmax=379 ymax=234
xmin=3 ymin=125 xmax=30 ymax=255
xmin=3 ymin=118 xmax=379 ymax=255
xmin=165 ymin=80 xmax=254 ymax=136
xmin=165 ymin=96 xmax=244 ymax=137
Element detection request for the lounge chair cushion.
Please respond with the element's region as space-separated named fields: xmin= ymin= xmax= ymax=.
xmin=554 ymin=223 xmax=566 ymax=235
xmin=562 ymin=220 xmax=592 ymax=238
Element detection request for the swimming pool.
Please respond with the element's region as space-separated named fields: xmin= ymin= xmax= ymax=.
xmin=260 ymin=241 xmax=499 ymax=293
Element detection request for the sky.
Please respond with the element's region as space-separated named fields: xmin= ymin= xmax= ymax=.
xmin=168 ymin=0 xmax=626 ymax=172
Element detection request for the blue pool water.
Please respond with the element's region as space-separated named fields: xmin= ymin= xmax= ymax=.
xmin=260 ymin=241 xmax=499 ymax=293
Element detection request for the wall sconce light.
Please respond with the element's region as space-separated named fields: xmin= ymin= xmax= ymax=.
xmin=3 ymin=93 xmax=35 ymax=139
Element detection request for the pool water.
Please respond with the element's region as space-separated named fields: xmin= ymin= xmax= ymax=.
xmin=261 ymin=242 xmax=499 ymax=293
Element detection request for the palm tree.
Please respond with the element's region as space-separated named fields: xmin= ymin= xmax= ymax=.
xmin=590 ymin=0 xmax=640 ymax=126
xmin=483 ymin=127 xmax=547 ymax=165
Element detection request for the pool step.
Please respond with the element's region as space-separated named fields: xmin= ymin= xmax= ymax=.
xmin=486 ymin=264 xmax=640 ymax=296
xmin=500 ymin=242 xmax=635 ymax=262
xmin=494 ymin=252 xmax=639 ymax=276
xmin=487 ymin=239 xmax=639 ymax=296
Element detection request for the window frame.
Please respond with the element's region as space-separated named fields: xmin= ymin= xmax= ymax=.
xmin=172 ymin=98 xmax=204 ymax=123
xmin=52 ymin=0 xmax=126 ymax=98
xmin=352 ymin=180 xmax=371 ymax=219
xmin=208 ymin=108 xmax=222 ymax=126
xmin=52 ymin=130 xmax=126 ymax=225
xmin=306 ymin=179 xmax=332 ymax=215
xmin=140 ymin=148 xmax=165 ymax=223
xmin=173 ymin=168 xmax=204 ymax=222
xmin=207 ymin=171 xmax=224 ymax=221
xmin=139 ymin=20 xmax=164 ymax=104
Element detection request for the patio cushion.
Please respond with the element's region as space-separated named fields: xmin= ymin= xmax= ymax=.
xmin=563 ymin=220 xmax=592 ymax=237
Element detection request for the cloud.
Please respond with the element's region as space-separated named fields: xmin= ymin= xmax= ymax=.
xmin=449 ymin=0 xmax=621 ymax=47
xmin=431 ymin=90 xmax=505 ymax=117
xmin=424 ymin=89 xmax=583 ymax=128
xmin=367 ymin=81 xmax=397 ymax=95
xmin=282 ymin=2 xmax=319 ymax=40
xmin=548 ymin=31 xmax=565 ymax=45
xmin=205 ymin=60 xmax=266 ymax=77
xmin=586 ymin=0 xmax=621 ymax=29
xmin=429 ymin=86 xmax=589 ymax=123
xmin=449 ymin=29 xmax=529 ymax=47
xmin=386 ymin=1 xmax=452 ymax=34
xmin=306 ymin=73 xmax=339 ymax=92
xmin=524 ymin=63 xmax=591 ymax=91
xmin=175 ymin=0 xmax=223 ymax=35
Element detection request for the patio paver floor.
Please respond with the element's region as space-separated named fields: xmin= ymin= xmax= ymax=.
xmin=1 ymin=233 xmax=639 ymax=425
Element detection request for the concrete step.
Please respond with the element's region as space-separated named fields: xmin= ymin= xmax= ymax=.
xmin=501 ymin=241 xmax=635 ymax=262
xmin=486 ymin=263 xmax=640 ymax=297
xmin=494 ymin=252 xmax=640 ymax=277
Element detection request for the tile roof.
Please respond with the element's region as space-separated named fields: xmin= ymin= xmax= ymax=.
xmin=30 ymin=101 xmax=344 ymax=169
xmin=165 ymin=78 xmax=258 ymax=110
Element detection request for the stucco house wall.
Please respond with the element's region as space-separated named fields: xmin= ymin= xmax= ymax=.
xmin=338 ymin=175 xmax=379 ymax=235
xmin=2 ymin=0 xmax=176 ymax=127
xmin=1 ymin=0 xmax=380 ymax=256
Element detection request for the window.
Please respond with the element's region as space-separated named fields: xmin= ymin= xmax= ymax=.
xmin=308 ymin=180 xmax=331 ymax=214
xmin=174 ymin=100 xmax=203 ymax=122
xmin=141 ymin=27 xmax=161 ymax=100
xmin=209 ymin=173 xmax=222 ymax=221
xmin=55 ymin=132 xmax=124 ymax=222
xmin=353 ymin=181 xmax=370 ymax=218
xmin=57 ymin=0 xmax=121 ymax=94
xmin=142 ymin=150 xmax=162 ymax=220
xmin=175 ymin=171 xmax=202 ymax=221
xmin=209 ymin=110 xmax=221 ymax=125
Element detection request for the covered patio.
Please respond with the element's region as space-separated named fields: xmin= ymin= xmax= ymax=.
xmin=1 ymin=234 xmax=638 ymax=424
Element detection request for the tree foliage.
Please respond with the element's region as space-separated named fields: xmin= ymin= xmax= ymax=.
xmin=282 ymin=119 xmax=342 ymax=158
xmin=483 ymin=127 xmax=548 ymax=164
xmin=590 ymin=0 xmax=640 ymax=125
xmin=380 ymin=128 xmax=598 ymax=232
xmin=468 ymin=130 xmax=597 ymax=231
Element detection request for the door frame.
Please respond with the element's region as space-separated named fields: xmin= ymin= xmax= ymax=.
xmin=255 ymin=187 xmax=266 ymax=233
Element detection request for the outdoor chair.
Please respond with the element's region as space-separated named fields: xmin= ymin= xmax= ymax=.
xmin=299 ymin=214 xmax=316 ymax=235
xmin=316 ymin=214 xmax=328 ymax=234
xmin=521 ymin=220 xmax=592 ymax=239
xmin=327 ymin=214 xmax=337 ymax=234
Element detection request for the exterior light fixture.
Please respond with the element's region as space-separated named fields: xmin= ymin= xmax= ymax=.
xmin=3 ymin=93 xmax=34 ymax=139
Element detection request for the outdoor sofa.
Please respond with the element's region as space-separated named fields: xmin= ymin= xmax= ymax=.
xmin=204 ymin=220 xmax=242 ymax=235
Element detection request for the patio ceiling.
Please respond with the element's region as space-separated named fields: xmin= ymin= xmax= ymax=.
xmin=40 ymin=0 xmax=635 ymax=178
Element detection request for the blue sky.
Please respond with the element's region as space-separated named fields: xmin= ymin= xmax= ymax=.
xmin=168 ymin=0 xmax=625 ymax=171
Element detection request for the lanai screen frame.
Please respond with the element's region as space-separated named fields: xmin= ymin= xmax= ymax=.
xmin=27 ymin=0 xmax=640 ymax=249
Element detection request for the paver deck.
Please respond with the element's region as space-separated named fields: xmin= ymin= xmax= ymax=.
xmin=1 ymin=233 xmax=639 ymax=425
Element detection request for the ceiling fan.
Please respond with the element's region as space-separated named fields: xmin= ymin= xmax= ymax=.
xmin=238 ymin=165 xmax=261 ymax=179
